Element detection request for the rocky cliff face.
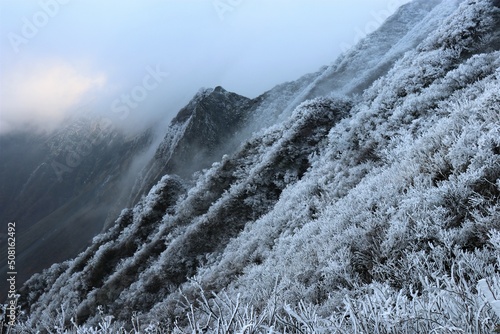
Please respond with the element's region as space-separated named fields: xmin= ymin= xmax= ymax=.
xmin=126 ymin=86 xmax=254 ymax=207
xmin=7 ymin=0 xmax=500 ymax=333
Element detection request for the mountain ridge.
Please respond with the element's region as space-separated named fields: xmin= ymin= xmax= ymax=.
xmin=4 ymin=0 xmax=500 ymax=332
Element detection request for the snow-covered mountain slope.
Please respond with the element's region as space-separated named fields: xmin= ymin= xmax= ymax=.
xmin=268 ymin=0 xmax=457 ymax=116
xmin=123 ymin=0 xmax=458 ymax=215
xmin=11 ymin=0 xmax=500 ymax=332
xmin=303 ymin=0 xmax=450 ymax=96
xmin=0 ymin=74 xmax=318 ymax=298
xmin=125 ymin=0 xmax=455 ymax=210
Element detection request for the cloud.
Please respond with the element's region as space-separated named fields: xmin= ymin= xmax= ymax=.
xmin=0 ymin=59 xmax=106 ymax=134
xmin=0 ymin=1 xmax=412 ymax=135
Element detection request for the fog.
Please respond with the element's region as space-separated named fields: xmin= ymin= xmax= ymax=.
xmin=0 ymin=0 xmax=411 ymax=135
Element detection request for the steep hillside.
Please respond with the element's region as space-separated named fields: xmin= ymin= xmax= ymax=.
xmin=0 ymin=81 xmax=306 ymax=298
xmin=8 ymin=0 xmax=500 ymax=333
xmin=121 ymin=0 xmax=459 ymax=214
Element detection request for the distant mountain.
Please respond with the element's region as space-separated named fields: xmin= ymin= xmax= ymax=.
xmin=5 ymin=0 xmax=500 ymax=332
xmin=0 ymin=118 xmax=153 ymax=300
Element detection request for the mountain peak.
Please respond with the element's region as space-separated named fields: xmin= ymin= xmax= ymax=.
xmin=126 ymin=85 xmax=253 ymax=205
xmin=213 ymin=85 xmax=226 ymax=92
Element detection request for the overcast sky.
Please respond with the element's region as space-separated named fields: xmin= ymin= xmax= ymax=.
xmin=0 ymin=0 xmax=411 ymax=134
